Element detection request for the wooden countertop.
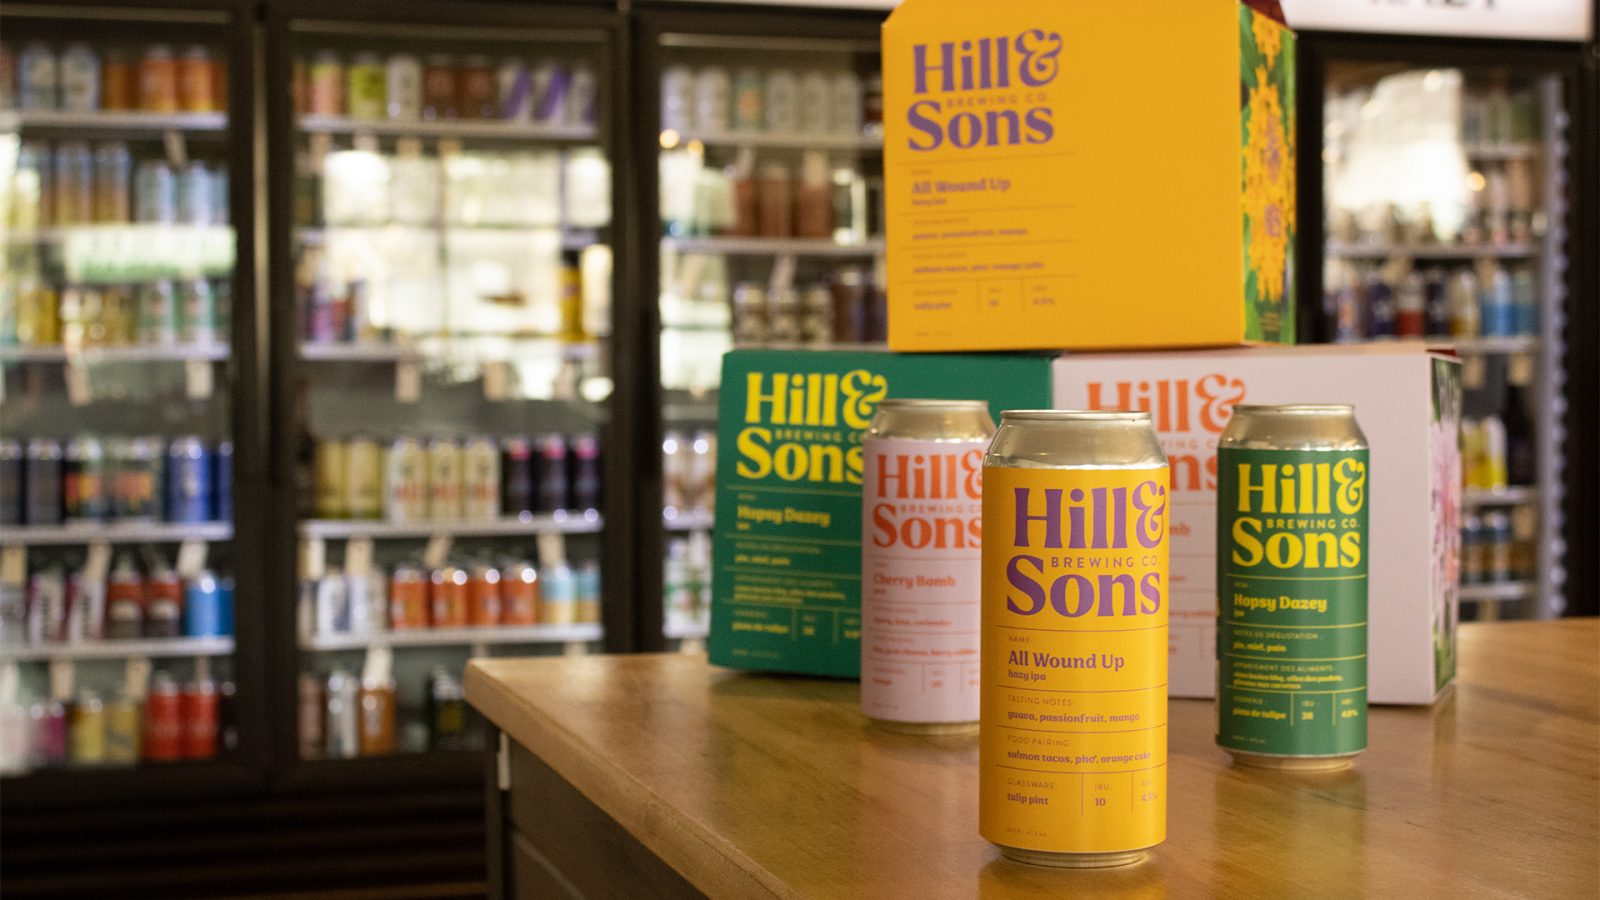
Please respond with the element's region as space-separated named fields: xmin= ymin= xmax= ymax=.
xmin=466 ymin=619 xmax=1600 ymax=898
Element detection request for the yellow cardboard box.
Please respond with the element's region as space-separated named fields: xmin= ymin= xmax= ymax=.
xmin=883 ymin=0 xmax=1296 ymax=351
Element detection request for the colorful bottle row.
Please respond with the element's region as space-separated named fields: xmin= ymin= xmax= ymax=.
xmin=306 ymin=557 xmax=599 ymax=637
xmin=664 ymin=151 xmax=878 ymax=242
xmin=295 ymin=52 xmax=595 ymax=126
xmin=1326 ymin=260 xmax=1538 ymax=342
xmin=0 ymin=673 xmax=234 ymax=775
xmin=1461 ymin=508 xmax=1536 ymax=586
xmin=10 ymin=141 xmax=228 ymax=231
xmin=1 ymin=42 xmax=224 ymax=114
xmin=299 ymin=665 xmax=472 ymax=760
xmin=661 ymin=65 xmax=878 ymax=138
xmin=3 ymin=278 xmax=229 ymax=349
xmin=2 ymin=558 xmax=232 ymax=644
xmin=0 ymin=436 xmax=231 ymax=528
xmin=310 ymin=434 xmax=599 ymax=522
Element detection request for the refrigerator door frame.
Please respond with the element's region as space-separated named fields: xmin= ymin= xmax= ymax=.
xmin=0 ymin=0 xmax=270 ymax=809
xmin=629 ymin=4 xmax=889 ymax=653
xmin=1295 ymin=30 xmax=1595 ymax=619
xmin=262 ymin=0 xmax=633 ymax=792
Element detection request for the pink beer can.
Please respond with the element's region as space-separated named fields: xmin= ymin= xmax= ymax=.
xmin=860 ymin=399 xmax=994 ymax=733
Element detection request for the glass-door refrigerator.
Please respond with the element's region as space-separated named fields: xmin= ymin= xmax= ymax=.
xmin=1298 ymin=34 xmax=1587 ymax=622
xmin=266 ymin=1 xmax=623 ymax=784
xmin=635 ymin=6 xmax=889 ymax=651
xmin=0 ymin=0 xmax=265 ymax=801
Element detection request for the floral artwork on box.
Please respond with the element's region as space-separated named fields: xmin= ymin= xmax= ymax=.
xmin=1430 ymin=357 xmax=1463 ymax=691
xmin=1239 ymin=6 xmax=1295 ymax=343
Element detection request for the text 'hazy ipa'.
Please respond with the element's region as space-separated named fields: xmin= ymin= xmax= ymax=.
xmin=1216 ymin=404 xmax=1369 ymax=770
xmin=860 ymin=399 xmax=995 ymax=733
xmin=980 ymin=411 xmax=1169 ymax=868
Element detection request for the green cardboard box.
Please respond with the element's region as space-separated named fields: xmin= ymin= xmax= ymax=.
xmin=709 ymin=348 xmax=1053 ymax=678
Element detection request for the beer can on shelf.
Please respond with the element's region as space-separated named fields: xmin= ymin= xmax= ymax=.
xmin=70 ymin=691 xmax=107 ymax=765
xmin=861 ymin=399 xmax=994 ymax=733
xmin=313 ymin=438 xmax=347 ymax=519
xmin=731 ymin=67 xmax=762 ymax=131
xmin=981 ymin=410 xmax=1169 ymax=868
xmin=184 ymin=570 xmax=226 ymax=637
xmin=63 ymin=436 xmax=109 ymax=522
xmin=165 ymin=436 xmax=214 ymax=523
xmin=298 ymin=672 xmax=324 ymax=760
xmin=181 ymin=679 xmax=219 ymax=759
xmin=324 ymin=667 xmax=359 ymax=759
xmin=214 ymin=440 xmax=233 ymax=522
xmin=111 ymin=437 xmax=163 ymax=521
xmin=178 ymin=45 xmax=217 ymax=113
xmin=535 ymin=435 xmax=568 ymax=513
xmin=799 ymin=71 xmax=830 ymax=133
xmin=138 ymin=45 xmax=178 ymax=113
xmin=500 ymin=561 xmax=539 ymax=626
xmin=25 ymin=438 xmax=64 ymax=527
xmin=307 ymin=50 xmax=343 ymax=117
xmin=345 ymin=52 xmax=386 ymax=120
xmin=500 ymin=437 xmax=535 ymax=519
xmin=17 ymin=42 xmax=58 ymax=111
xmin=574 ymin=561 xmax=600 ymax=625
xmin=427 ymin=438 xmax=464 ymax=521
xmin=570 ymin=434 xmax=600 ymax=513
xmin=421 ymin=54 xmax=455 ymax=120
xmin=29 ymin=701 xmax=68 ymax=767
xmin=176 ymin=162 xmax=215 ymax=226
xmin=530 ymin=59 xmax=569 ymax=124
xmin=144 ymin=568 xmax=184 ymax=638
xmin=692 ymin=66 xmax=729 ymax=133
xmin=539 ymin=562 xmax=575 ymax=626
xmin=427 ymin=667 xmax=469 ymax=752
xmin=661 ymin=66 xmax=693 ymax=134
xmin=457 ymin=55 xmax=496 ymax=120
xmin=143 ymin=672 xmax=183 ymax=761
xmin=831 ymin=71 xmax=863 ymax=137
xmin=388 ymin=564 xmax=429 ymax=630
xmin=0 ymin=440 xmax=23 ymax=526
xmin=343 ymin=437 xmax=383 ymax=520
xmin=101 ymin=50 xmax=134 ymax=111
xmin=358 ymin=677 xmax=397 ymax=756
xmin=384 ymin=437 xmax=428 ymax=522
xmin=567 ymin=64 xmax=596 ymax=127
xmin=104 ymin=694 xmax=141 ymax=764
xmin=467 ymin=564 xmax=503 ymax=627
xmin=93 ymin=142 xmax=132 ymax=224
xmin=104 ymin=555 xmax=144 ymax=640
xmin=386 ymin=53 xmax=422 ymax=121
xmin=662 ymin=431 xmax=689 ymax=514
xmin=54 ymin=141 xmax=94 ymax=225
xmin=134 ymin=161 xmax=177 ymax=224
xmin=429 ymin=565 xmax=469 ymax=628
xmin=137 ymin=280 xmax=179 ymax=343
xmin=498 ymin=57 xmax=532 ymax=121
xmin=179 ymin=277 xmax=218 ymax=343
xmin=462 ymin=436 xmax=501 ymax=521
xmin=60 ymin=44 xmax=100 ymax=112
xmin=1217 ymin=405 xmax=1369 ymax=771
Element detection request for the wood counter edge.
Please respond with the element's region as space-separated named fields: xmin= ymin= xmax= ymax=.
xmin=465 ymin=657 xmax=800 ymax=900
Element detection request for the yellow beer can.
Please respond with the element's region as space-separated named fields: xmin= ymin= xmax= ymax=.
xmin=980 ymin=410 xmax=1169 ymax=868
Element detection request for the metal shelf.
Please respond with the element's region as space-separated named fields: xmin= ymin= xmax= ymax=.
xmin=1460 ymin=582 xmax=1537 ymax=603
xmin=298 ymin=513 xmax=602 ymax=540
xmin=1464 ymin=487 xmax=1539 ymax=508
xmin=666 ymin=128 xmax=880 ymax=152
xmin=1451 ymin=336 xmax=1541 ymax=355
xmin=1464 ymin=143 xmax=1541 ymax=161
xmin=299 ymin=338 xmax=600 ymax=364
xmin=663 ymin=236 xmax=885 ymax=258
xmin=296 ymin=225 xmax=603 ymax=252
xmin=303 ymin=623 xmax=601 ymax=651
xmin=0 ymin=343 xmax=230 ymax=364
xmin=298 ymin=115 xmax=596 ymax=142
xmin=7 ymin=109 xmax=228 ymax=134
xmin=0 ymin=636 xmax=234 ymax=663
xmin=663 ymin=510 xmax=714 ymax=532
xmin=2 ymin=521 xmax=232 ymax=546
xmin=1326 ymin=242 xmax=1535 ymax=260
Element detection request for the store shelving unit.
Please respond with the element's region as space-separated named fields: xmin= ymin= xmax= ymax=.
xmin=0 ymin=0 xmax=268 ymax=817
xmin=302 ymin=623 xmax=599 ymax=652
xmin=297 ymin=115 xmax=595 ymax=142
xmin=663 ymin=236 xmax=885 ymax=257
xmin=1325 ymin=242 xmax=1536 ymax=259
xmin=298 ymin=513 xmax=601 ymax=540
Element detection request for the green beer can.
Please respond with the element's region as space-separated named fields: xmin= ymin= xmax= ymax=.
xmin=1216 ymin=404 xmax=1369 ymax=770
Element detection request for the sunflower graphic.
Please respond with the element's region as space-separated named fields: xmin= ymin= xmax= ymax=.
xmin=1243 ymin=67 xmax=1293 ymax=303
xmin=1252 ymin=14 xmax=1283 ymax=68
